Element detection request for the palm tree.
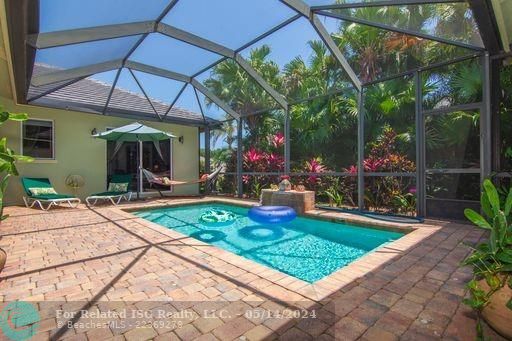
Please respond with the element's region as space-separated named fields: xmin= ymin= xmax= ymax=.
xmin=210 ymin=120 xmax=236 ymax=151
xmin=203 ymin=45 xmax=282 ymax=140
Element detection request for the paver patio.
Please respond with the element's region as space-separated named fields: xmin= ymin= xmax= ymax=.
xmin=0 ymin=197 xmax=506 ymax=340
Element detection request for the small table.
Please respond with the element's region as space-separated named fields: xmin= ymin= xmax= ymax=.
xmin=261 ymin=189 xmax=315 ymax=215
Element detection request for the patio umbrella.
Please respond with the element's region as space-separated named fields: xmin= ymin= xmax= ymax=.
xmin=93 ymin=122 xmax=176 ymax=199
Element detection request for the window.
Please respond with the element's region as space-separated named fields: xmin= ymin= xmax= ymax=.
xmin=22 ymin=119 xmax=54 ymax=159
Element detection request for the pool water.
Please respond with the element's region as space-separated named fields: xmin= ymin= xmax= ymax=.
xmin=135 ymin=204 xmax=404 ymax=283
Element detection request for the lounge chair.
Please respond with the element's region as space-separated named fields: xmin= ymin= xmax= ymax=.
xmin=142 ymin=166 xmax=222 ymax=197
xmin=21 ymin=177 xmax=81 ymax=211
xmin=86 ymin=174 xmax=133 ymax=206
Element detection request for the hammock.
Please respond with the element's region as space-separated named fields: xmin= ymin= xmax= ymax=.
xmin=142 ymin=166 xmax=222 ymax=187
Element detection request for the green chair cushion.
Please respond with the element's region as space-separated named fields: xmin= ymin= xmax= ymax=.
xmin=21 ymin=177 xmax=53 ymax=196
xmin=110 ymin=174 xmax=132 ymax=184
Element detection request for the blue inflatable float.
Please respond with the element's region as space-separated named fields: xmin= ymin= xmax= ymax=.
xmin=248 ymin=206 xmax=297 ymax=224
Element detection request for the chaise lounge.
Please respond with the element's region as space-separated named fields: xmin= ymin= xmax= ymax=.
xmin=21 ymin=177 xmax=81 ymax=211
xmin=86 ymin=174 xmax=133 ymax=206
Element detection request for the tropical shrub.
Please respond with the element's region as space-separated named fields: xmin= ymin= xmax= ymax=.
xmin=0 ymin=107 xmax=31 ymax=220
xmin=345 ymin=127 xmax=416 ymax=214
xmin=462 ymin=179 xmax=512 ymax=338
xmin=243 ymin=131 xmax=285 ymax=174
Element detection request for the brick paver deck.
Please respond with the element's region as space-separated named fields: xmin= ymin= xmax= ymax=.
xmin=0 ymin=197 xmax=505 ymax=340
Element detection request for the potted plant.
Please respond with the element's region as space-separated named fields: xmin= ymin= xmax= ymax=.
xmin=0 ymin=106 xmax=31 ymax=272
xmin=462 ymin=179 xmax=512 ymax=339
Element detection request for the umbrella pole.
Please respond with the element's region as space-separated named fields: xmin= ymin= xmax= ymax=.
xmin=137 ymin=140 xmax=141 ymax=200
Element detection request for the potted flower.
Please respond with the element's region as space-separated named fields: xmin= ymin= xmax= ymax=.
xmin=278 ymin=175 xmax=291 ymax=192
xmin=462 ymin=179 xmax=512 ymax=339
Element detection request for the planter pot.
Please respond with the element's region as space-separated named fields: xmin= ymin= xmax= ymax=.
xmin=479 ymin=279 xmax=512 ymax=339
xmin=0 ymin=247 xmax=6 ymax=273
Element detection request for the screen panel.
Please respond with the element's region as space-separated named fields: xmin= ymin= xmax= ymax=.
xmin=242 ymin=110 xmax=285 ymax=173
xmin=161 ymin=0 xmax=296 ymax=50
xmin=425 ymin=110 xmax=480 ymax=169
xmin=364 ymin=76 xmax=416 ymax=173
xmin=130 ymin=33 xmax=224 ymax=76
xmin=210 ymin=121 xmax=238 ymax=173
xmin=422 ymin=57 xmax=482 ymax=111
xmin=107 ymin=68 xmax=156 ymax=115
xmin=130 ymin=70 xmax=187 ymax=116
xmin=39 ymin=0 xmax=170 ymax=32
xmin=364 ymin=176 xmax=417 ymax=216
xmin=323 ymin=2 xmax=483 ymax=48
xmin=290 ymin=91 xmax=358 ymax=173
xmin=198 ymin=58 xmax=281 ymax=115
xmin=318 ymin=14 xmax=473 ymax=83
xmin=239 ymin=17 xmax=355 ymax=101
xmin=34 ymin=36 xmax=141 ymax=75
xmin=30 ymin=70 xmax=120 ymax=112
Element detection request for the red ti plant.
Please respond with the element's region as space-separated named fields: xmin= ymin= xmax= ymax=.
xmin=304 ymin=157 xmax=327 ymax=185
xmin=244 ymin=148 xmax=264 ymax=164
xmin=243 ymin=131 xmax=285 ymax=173
xmin=243 ymin=148 xmax=266 ymax=172
xmin=267 ymin=152 xmax=284 ymax=172
xmin=271 ymin=132 xmax=285 ymax=148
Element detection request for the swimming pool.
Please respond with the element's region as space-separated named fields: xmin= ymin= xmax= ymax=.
xmin=135 ymin=203 xmax=404 ymax=283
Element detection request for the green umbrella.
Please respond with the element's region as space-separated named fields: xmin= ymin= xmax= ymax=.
xmin=93 ymin=122 xmax=176 ymax=199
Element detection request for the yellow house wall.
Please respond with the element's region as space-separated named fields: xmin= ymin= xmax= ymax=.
xmin=0 ymin=98 xmax=201 ymax=205
xmin=0 ymin=4 xmax=200 ymax=205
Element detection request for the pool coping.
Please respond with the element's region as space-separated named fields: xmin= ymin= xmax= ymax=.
xmin=112 ymin=197 xmax=442 ymax=302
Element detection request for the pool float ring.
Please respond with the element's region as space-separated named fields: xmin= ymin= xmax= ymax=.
xmin=248 ymin=206 xmax=297 ymax=224
xmin=190 ymin=230 xmax=227 ymax=243
xmin=200 ymin=209 xmax=237 ymax=225
xmin=239 ymin=225 xmax=284 ymax=241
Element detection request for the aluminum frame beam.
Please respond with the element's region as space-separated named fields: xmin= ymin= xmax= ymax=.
xmin=237 ymin=119 xmax=243 ymax=198
xmin=102 ymin=68 xmax=122 ymax=115
xmin=279 ymin=0 xmax=362 ymax=91
xmin=317 ymin=10 xmax=485 ymax=51
xmin=481 ymin=53 xmax=492 ymax=181
xmin=414 ymin=71 xmax=426 ymax=216
xmin=125 ymin=60 xmax=191 ymax=83
xmin=31 ymin=59 xmax=123 ymax=86
xmin=357 ymin=90 xmax=364 ymax=210
xmin=311 ymin=0 xmax=465 ymax=11
xmin=157 ymin=23 xmax=234 ymax=58
xmin=27 ymin=21 xmax=156 ymax=49
xmin=467 ymin=0 xmax=501 ymax=54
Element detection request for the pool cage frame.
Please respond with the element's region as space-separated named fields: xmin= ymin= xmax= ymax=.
xmin=6 ymin=0 xmax=506 ymax=218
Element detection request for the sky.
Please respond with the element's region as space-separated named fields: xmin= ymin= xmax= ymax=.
xmin=34 ymin=0 xmax=477 ymax=150
xmin=36 ymin=0 xmax=343 ymax=125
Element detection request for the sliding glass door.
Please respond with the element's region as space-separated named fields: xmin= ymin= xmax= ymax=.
xmin=107 ymin=139 xmax=172 ymax=194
